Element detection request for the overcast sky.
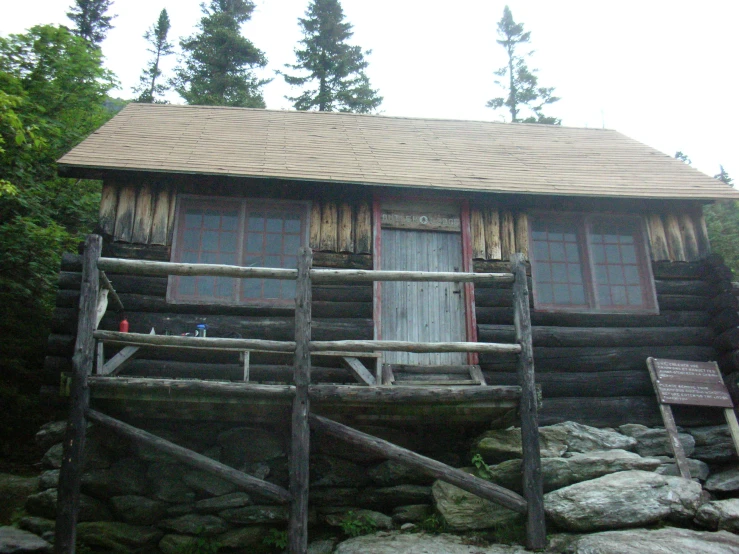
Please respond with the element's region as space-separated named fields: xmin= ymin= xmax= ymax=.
xmin=3 ymin=1 xmax=737 ymax=181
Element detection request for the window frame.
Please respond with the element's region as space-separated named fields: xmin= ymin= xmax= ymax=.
xmin=528 ymin=212 xmax=658 ymax=315
xmin=167 ymin=195 xmax=310 ymax=307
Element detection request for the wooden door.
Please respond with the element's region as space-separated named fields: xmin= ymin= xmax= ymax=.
xmin=380 ymin=228 xmax=467 ymax=365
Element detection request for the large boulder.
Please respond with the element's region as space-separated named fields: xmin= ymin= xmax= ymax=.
xmin=110 ymin=495 xmax=167 ymax=526
xmin=391 ymin=504 xmax=432 ymax=524
xmin=705 ymin=466 xmax=739 ymax=493
xmin=487 ymin=450 xmax=661 ymax=493
xmin=194 ymin=492 xmax=252 ymax=513
xmin=0 ymin=474 xmax=39 ymax=525
xmin=34 ymin=421 xmax=68 ymax=451
xmin=217 ymin=526 xmax=267 ymax=550
xmin=311 ymin=455 xmax=370 ymax=488
xmin=335 ymin=531 xmax=528 ymax=554
xmin=77 ymin=521 xmax=162 ymax=553
xmin=689 ymin=426 xmax=738 ymax=463
xmin=695 ymin=499 xmax=739 ymax=533
xmin=182 ymin=469 xmax=236 ymax=497
xmin=147 ymin=463 xmax=195 ymax=504
xmin=0 ymin=526 xmax=51 ymax=553
xmin=544 ymin=470 xmax=703 ymax=532
xmin=25 ymin=489 xmax=112 ymax=522
xmin=218 ymin=427 xmax=285 ymax=468
xmin=220 ymin=505 xmax=289 ymax=525
xmin=552 ymin=527 xmax=739 ymax=553
xmin=655 ymin=457 xmax=710 ymax=480
xmin=368 ymin=460 xmax=435 ymax=487
xmin=157 ymin=514 xmax=227 ymax=536
xmin=360 ymin=485 xmax=432 ymax=508
xmin=618 ymin=424 xmax=695 ymax=457
xmin=432 ymin=479 xmax=522 ymax=531
xmin=81 ymin=458 xmax=148 ymax=498
xmin=325 ymin=509 xmax=393 ymax=530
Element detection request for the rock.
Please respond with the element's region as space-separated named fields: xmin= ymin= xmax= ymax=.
xmin=544 ymin=470 xmax=703 ymax=532
xmin=696 ymin=499 xmax=739 ymax=532
xmin=310 ymin=488 xmax=361 ymax=507
xmin=488 ymin=450 xmax=662 ymax=493
xmin=553 ymin=527 xmax=739 ymax=553
xmin=81 ymin=458 xmax=148 ymax=498
xmin=194 ymin=492 xmax=252 ymax=513
xmin=308 ymin=538 xmax=337 ymax=554
xmin=706 ymin=466 xmax=739 ymax=492
xmin=0 ymin=474 xmax=39 ymax=525
xmin=37 ymin=471 xmax=58 ymax=491
xmin=25 ymin=489 xmax=112 ymax=522
xmin=220 ymin=505 xmax=289 ymax=524
xmin=218 ymin=427 xmax=285 ymax=467
xmin=218 ymin=526 xmax=266 ymax=549
xmin=40 ymin=434 xmax=113 ymax=471
xmin=158 ymin=534 xmax=198 ymax=554
xmin=335 ymin=531 xmax=528 ymax=553
xmin=157 ymin=514 xmax=227 ymax=536
xmin=17 ymin=518 xmax=54 ymax=538
xmin=689 ymin=426 xmax=738 ymax=463
xmin=392 ymin=504 xmax=432 ymax=524
xmin=554 ymin=422 xmax=636 ymax=453
xmin=34 ymin=421 xmax=68 ymax=451
xmin=312 ymin=456 xmax=370 ymax=488
xmin=76 ymin=522 xmax=163 ymax=553
xmin=368 ymin=460 xmax=434 ymax=487
xmin=148 ymin=463 xmax=195 ymax=504
xmin=0 ymin=526 xmax=51 ymax=553
xmin=110 ymin=495 xmax=167 ymax=526
xmin=325 ymin=510 xmax=393 ymax=530
xmin=432 ymin=479 xmax=522 ymax=531
xmin=40 ymin=444 xmax=63 ymax=470
xmin=400 ymin=523 xmax=416 ymax=531
xmin=618 ymin=424 xmax=695 ymax=457
xmin=166 ymin=503 xmax=195 ymax=517
xmin=242 ymin=461 xmax=271 ymax=480
xmin=360 ymin=485 xmax=432 ymax=508
xmin=655 ymin=457 xmax=710 ymax=480
xmin=182 ymin=469 xmax=236 ymax=497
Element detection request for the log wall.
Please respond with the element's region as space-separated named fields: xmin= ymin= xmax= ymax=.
xmin=99 ymin=181 xmax=372 ymax=255
xmin=473 ymin=258 xmax=722 ymax=427
xmin=469 ymin=207 xmax=710 ymax=263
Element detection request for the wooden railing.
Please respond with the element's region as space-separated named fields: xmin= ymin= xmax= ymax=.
xmin=55 ymin=235 xmax=545 ymax=553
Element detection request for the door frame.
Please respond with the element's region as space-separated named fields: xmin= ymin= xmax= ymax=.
xmin=372 ymin=193 xmax=478 ymax=365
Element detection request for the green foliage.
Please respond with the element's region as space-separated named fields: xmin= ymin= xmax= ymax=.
xmin=281 ymin=0 xmax=382 ymax=113
xmin=175 ymin=536 xmax=220 ymax=554
xmin=471 ymin=453 xmax=493 ymax=480
xmin=675 ymin=151 xmax=692 ymax=165
xmin=0 ymin=25 xmax=116 ymax=460
xmin=705 ymin=192 xmax=739 ymax=276
xmin=339 ymin=511 xmax=377 ymax=537
xmin=416 ymin=513 xmax=446 ymax=534
xmin=487 ymin=6 xmax=559 ymax=124
xmin=173 ymin=0 xmax=268 ymax=107
xmin=487 ymin=519 xmax=526 ymax=545
xmin=67 ymin=0 xmax=116 ymax=47
xmin=263 ymin=528 xmax=288 ymax=550
xmin=134 ymin=9 xmax=174 ymax=103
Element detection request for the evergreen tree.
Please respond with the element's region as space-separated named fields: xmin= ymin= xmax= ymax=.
xmin=134 ymin=9 xmax=174 ymax=103
xmin=715 ymin=165 xmax=734 ymax=186
xmin=486 ymin=6 xmax=559 ymax=124
xmin=281 ymin=0 xmax=382 ymax=113
xmin=173 ymin=0 xmax=268 ymax=107
xmin=67 ymin=0 xmax=116 ymax=47
xmin=675 ymin=151 xmax=692 ymax=165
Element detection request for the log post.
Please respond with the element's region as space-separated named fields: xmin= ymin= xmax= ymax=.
xmin=646 ymin=214 xmax=670 ymax=261
xmin=664 ymin=213 xmax=686 ymax=262
xmin=484 ymin=208 xmax=502 ymax=260
xmin=510 ymin=253 xmax=546 ymax=550
xmin=289 ymin=247 xmax=312 ymax=553
xmin=309 ymin=202 xmax=322 ymax=251
xmin=470 ymin=208 xmax=486 ymax=259
xmin=55 ymin=234 xmax=101 ymax=554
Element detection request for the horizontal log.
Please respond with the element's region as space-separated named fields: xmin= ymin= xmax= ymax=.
xmin=102 ymin=242 xmax=170 ymax=261
xmin=709 ymin=292 xmax=739 ymax=315
xmin=310 ymin=340 xmax=521 ymax=354
xmin=655 ymin=280 xmax=715 ymax=296
xmin=473 ymin=260 xmax=530 ymax=275
xmin=539 ymin=396 xmax=723 ymax=428
xmin=719 ymin=351 xmax=739 ymax=374
xmin=47 ymin=334 xmax=76 ymax=357
xmin=87 ymin=409 xmax=291 ymax=504
xmin=312 ymin=285 xmax=372 ymax=303
xmin=657 ymin=295 xmax=711 ymax=311
xmin=712 ymin=310 xmax=739 ymax=335
xmin=716 ymin=328 xmax=739 ymax=353
xmin=53 ymin=309 xmax=373 ymax=341
xmin=61 ymin=253 xmax=82 ymax=272
xmin=475 ymin=307 xmax=710 ymax=328
xmin=479 ymin=345 xmax=715 ymax=373
xmin=484 ymin=370 xmax=654 ymax=398
xmin=99 ymin=258 xmax=299 ymax=280
xmin=651 ymin=261 xmax=704 ymax=280
xmin=58 ymin=272 xmax=169 ymax=296
xmin=478 ymin=325 xmax=713 ymax=348
xmin=88 ymin=376 xmax=296 ymax=397
xmin=94 ymin=330 xmax=297 ymax=352
xmin=309 ymin=414 xmax=527 ymax=514
xmin=312 ymin=252 xmax=372 ymax=270
xmin=308 ymin=384 xmax=521 ymax=403
xmin=311 ymin=269 xmax=514 ymax=284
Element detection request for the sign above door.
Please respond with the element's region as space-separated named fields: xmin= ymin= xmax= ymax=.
xmin=381 ymin=202 xmax=461 ymax=232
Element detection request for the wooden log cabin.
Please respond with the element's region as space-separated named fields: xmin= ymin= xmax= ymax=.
xmin=50 ymin=103 xmax=739 ymax=428
xmin=47 ymin=104 xmax=739 ymax=552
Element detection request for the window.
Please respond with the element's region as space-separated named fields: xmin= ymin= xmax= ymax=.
xmin=529 ymin=214 xmax=657 ymax=313
xmin=169 ymin=197 xmax=308 ymax=305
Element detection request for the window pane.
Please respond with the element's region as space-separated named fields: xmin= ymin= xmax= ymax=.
xmin=203 ymin=211 xmax=220 ymax=229
xmin=264 ymin=256 xmax=281 ymax=268
xmin=248 ymin=213 xmax=264 ymax=231
xmin=282 ymin=280 xmax=296 ymax=300
xmin=592 ymin=244 xmax=605 ymax=264
xmin=624 ymin=265 xmax=640 ymax=284
xmin=537 ymin=283 xmax=553 ymax=304
xmin=283 ymin=234 xmax=301 ymax=254
xmin=242 ymin=279 xmax=261 ymax=298
xmin=246 ymin=233 xmax=263 ymax=253
xmin=222 ymin=211 xmax=238 ymax=231
xmin=533 ymin=241 xmax=549 ymax=261
xmin=605 ymin=244 xmax=620 ymax=264
xmin=568 ymin=264 xmax=583 ymax=284
xmin=552 ymin=263 xmax=567 ymax=282
xmin=183 ymin=230 xmax=200 ymax=250
xmin=598 ymin=284 xmax=611 ymax=305
xmin=284 ymin=214 xmax=301 ymax=233
xmin=198 ymin=276 xmax=215 ymax=296
xmin=244 ymin=256 xmax=261 ymax=268
xmin=627 ymin=285 xmax=643 ymax=305
xmin=179 ymin=276 xmax=196 ymax=295
xmin=221 ymin=232 xmax=237 ymax=253
xmin=571 ymin=285 xmax=586 ymax=304
xmin=621 ymin=245 xmax=637 ymax=264
xmin=553 ymin=284 xmax=570 ymax=304
xmin=202 ymin=230 xmax=219 ymax=251
xmin=611 ymin=286 xmax=627 ymax=305
xmin=550 ymin=242 xmax=565 ymax=261
xmin=182 ymin=250 xmax=198 ymax=264
xmin=216 ymin=278 xmax=234 ymax=297
xmin=608 ymin=265 xmax=625 ymax=285
xmin=266 ymin=214 xmax=283 ymax=232
xmin=184 ymin=211 xmax=201 ymax=228
xmin=201 ymin=251 xmax=218 ymax=264
xmin=263 ymin=280 xmax=281 ymax=298
xmin=265 ymin=233 xmax=282 ymax=254
xmin=283 ymin=256 xmax=297 ymax=269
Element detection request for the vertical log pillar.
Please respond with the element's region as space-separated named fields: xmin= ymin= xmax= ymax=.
xmin=510 ymin=253 xmax=546 ymax=550
xmin=289 ymin=247 xmax=312 ymax=553
xmin=55 ymin=234 xmax=102 ymax=554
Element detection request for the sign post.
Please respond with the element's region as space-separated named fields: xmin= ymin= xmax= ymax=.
xmin=646 ymin=357 xmax=739 ymax=479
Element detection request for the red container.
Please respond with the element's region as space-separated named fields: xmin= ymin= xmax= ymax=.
xmin=119 ymin=318 xmax=129 ymax=333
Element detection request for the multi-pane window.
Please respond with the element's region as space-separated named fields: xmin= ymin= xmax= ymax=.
xmin=169 ymin=197 xmax=307 ymax=305
xmin=530 ymin=214 xmax=657 ymax=313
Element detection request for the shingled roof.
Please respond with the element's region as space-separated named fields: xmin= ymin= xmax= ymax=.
xmin=58 ymin=103 xmax=738 ymax=200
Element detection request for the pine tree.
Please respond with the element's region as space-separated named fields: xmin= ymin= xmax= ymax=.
xmin=134 ymin=9 xmax=174 ymax=103
xmin=486 ymin=6 xmax=559 ymax=124
xmin=281 ymin=0 xmax=382 ymax=113
xmin=715 ymin=165 xmax=734 ymax=186
xmin=66 ymin=0 xmax=116 ymax=47
xmin=172 ymin=0 xmax=267 ymax=107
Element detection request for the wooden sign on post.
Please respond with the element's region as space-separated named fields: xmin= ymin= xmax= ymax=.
xmin=646 ymin=357 xmax=739 ymax=480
